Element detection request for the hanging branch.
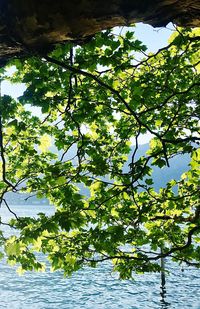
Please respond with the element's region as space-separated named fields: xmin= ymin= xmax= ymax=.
xmin=0 ymin=116 xmax=16 ymax=190
xmin=66 ymin=47 xmax=74 ymax=111
xmin=2 ymin=198 xmax=19 ymax=220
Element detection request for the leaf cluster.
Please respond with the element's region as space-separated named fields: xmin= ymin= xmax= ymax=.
xmin=0 ymin=26 xmax=199 ymax=278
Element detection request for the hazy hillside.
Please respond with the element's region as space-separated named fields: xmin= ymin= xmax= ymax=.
xmin=127 ymin=143 xmax=190 ymax=191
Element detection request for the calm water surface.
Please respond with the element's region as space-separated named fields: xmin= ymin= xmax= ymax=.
xmin=0 ymin=205 xmax=200 ymax=309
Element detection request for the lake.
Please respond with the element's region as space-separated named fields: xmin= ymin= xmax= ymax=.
xmin=0 ymin=205 xmax=200 ymax=309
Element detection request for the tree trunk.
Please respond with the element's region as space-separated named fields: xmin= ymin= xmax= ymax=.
xmin=0 ymin=0 xmax=199 ymax=65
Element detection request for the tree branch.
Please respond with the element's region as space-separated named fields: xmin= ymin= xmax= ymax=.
xmin=44 ymin=55 xmax=162 ymax=140
xmin=0 ymin=116 xmax=16 ymax=190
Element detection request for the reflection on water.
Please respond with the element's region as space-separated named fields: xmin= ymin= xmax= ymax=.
xmin=160 ymin=286 xmax=171 ymax=308
xmin=0 ymin=205 xmax=200 ymax=309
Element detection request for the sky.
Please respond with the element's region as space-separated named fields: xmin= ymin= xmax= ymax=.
xmin=134 ymin=22 xmax=174 ymax=52
xmin=1 ymin=22 xmax=175 ymax=144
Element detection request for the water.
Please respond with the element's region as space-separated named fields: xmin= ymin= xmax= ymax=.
xmin=0 ymin=205 xmax=200 ymax=309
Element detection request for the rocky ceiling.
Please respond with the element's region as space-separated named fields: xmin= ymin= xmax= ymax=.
xmin=0 ymin=0 xmax=200 ymax=65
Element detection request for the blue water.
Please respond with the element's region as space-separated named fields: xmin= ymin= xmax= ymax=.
xmin=0 ymin=205 xmax=200 ymax=309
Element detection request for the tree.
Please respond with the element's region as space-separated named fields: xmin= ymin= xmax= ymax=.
xmin=0 ymin=25 xmax=199 ymax=278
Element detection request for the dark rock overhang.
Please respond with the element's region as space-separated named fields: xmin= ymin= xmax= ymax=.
xmin=0 ymin=0 xmax=200 ymax=65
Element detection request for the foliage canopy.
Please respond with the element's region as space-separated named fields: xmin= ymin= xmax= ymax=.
xmin=0 ymin=26 xmax=199 ymax=278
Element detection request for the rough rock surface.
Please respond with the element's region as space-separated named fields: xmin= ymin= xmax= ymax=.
xmin=0 ymin=0 xmax=200 ymax=64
